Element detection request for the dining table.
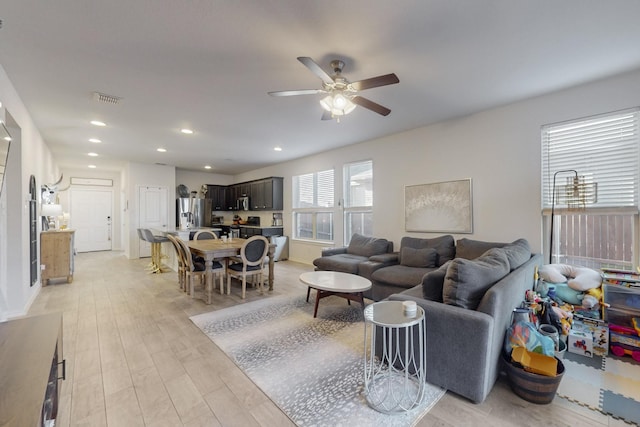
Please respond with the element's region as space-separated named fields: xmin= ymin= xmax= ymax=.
xmin=187 ymin=238 xmax=276 ymax=302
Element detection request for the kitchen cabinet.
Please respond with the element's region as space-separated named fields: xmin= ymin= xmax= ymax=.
xmin=206 ymin=185 xmax=228 ymax=210
xmin=249 ymin=177 xmax=283 ymax=211
xmin=203 ymin=176 xmax=283 ymax=211
xmin=0 ymin=313 xmax=65 ymax=427
xmin=239 ymin=226 xmax=283 ymax=239
xmin=41 ymin=230 xmax=75 ymax=286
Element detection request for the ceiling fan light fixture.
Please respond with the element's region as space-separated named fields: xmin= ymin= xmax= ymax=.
xmin=319 ymin=93 xmax=356 ymax=117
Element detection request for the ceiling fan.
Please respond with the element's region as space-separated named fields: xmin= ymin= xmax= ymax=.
xmin=268 ymin=57 xmax=399 ymax=121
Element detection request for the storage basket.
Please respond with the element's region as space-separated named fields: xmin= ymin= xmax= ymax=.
xmin=502 ymin=352 xmax=565 ymax=404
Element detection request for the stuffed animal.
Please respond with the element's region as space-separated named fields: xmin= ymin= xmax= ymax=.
xmin=539 ymin=264 xmax=602 ymax=291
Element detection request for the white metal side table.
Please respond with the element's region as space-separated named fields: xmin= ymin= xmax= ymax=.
xmin=363 ymin=300 xmax=427 ymax=413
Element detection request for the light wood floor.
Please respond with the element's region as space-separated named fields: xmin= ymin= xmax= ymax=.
xmin=27 ymin=251 xmax=627 ymax=427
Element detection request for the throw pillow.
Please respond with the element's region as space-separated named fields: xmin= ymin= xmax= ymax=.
xmin=422 ymin=261 xmax=450 ymax=302
xmin=400 ymin=247 xmax=438 ymax=268
xmin=398 ymin=235 xmax=455 ymax=266
xmin=442 ymin=248 xmax=510 ymax=310
xmin=455 ymin=238 xmax=506 ymax=260
xmin=347 ymin=233 xmax=390 ymax=257
xmin=500 ymin=238 xmax=531 ymax=270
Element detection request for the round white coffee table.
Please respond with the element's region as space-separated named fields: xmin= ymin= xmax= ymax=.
xmin=363 ymin=300 xmax=427 ymax=413
xmin=299 ymin=271 xmax=372 ymax=318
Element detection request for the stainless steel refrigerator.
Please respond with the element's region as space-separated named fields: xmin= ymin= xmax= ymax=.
xmin=176 ymin=197 xmax=212 ymax=228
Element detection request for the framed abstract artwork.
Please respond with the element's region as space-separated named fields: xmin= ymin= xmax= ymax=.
xmin=404 ymin=179 xmax=473 ymax=233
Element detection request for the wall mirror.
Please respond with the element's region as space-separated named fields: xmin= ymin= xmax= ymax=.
xmin=0 ymin=121 xmax=11 ymax=199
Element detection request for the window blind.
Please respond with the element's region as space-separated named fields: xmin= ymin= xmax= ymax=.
xmin=541 ymin=108 xmax=640 ymax=210
xmin=293 ymin=169 xmax=334 ymax=208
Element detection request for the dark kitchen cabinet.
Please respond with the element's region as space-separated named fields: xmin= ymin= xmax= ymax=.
xmin=250 ymin=177 xmax=283 ymax=211
xmin=239 ymin=226 xmax=283 ymax=239
xmin=206 ymin=185 xmax=228 ymax=210
xmin=203 ymin=177 xmax=283 ymax=211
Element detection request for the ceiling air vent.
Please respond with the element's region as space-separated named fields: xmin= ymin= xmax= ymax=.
xmin=92 ymin=91 xmax=122 ymax=105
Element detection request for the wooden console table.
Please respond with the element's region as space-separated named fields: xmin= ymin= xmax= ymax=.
xmin=41 ymin=230 xmax=75 ymax=285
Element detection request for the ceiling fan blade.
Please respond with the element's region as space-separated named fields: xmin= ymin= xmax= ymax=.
xmin=351 ymin=96 xmax=392 ymax=116
xmin=268 ymin=89 xmax=323 ymax=97
xmin=297 ymin=57 xmax=334 ymax=85
xmin=350 ymin=73 xmax=399 ymax=91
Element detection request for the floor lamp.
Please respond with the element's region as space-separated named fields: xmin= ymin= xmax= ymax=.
xmin=549 ymin=170 xmax=597 ymax=264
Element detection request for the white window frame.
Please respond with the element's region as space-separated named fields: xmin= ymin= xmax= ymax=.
xmin=292 ymin=169 xmax=335 ymax=242
xmin=541 ymin=108 xmax=640 ymax=269
xmin=343 ymin=160 xmax=373 ymax=245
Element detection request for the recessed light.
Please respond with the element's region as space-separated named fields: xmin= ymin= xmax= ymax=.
xmin=90 ymin=120 xmax=106 ymax=127
xmin=88 ymin=152 xmax=98 ymax=157
xmin=89 ymin=138 xmax=102 ymax=143
xmin=204 ymin=165 xmax=212 ymax=169
xmin=157 ymin=148 xmax=167 ymax=152
xmin=180 ymin=128 xmax=193 ymax=134
xmin=274 ymin=146 xmax=283 ymax=152
xmin=88 ymin=164 xmax=97 ymax=168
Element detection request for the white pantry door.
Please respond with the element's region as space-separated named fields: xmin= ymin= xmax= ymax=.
xmin=138 ymin=186 xmax=168 ymax=258
xmin=70 ymin=188 xmax=113 ymax=252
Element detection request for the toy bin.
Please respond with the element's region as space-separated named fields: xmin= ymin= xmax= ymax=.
xmin=502 ymin=352 xmax=565 ymax=404
xmin=605 ymin=306 xmax=640 ymax=328
xmin=604 ymin=284 xmax=640 ymax=310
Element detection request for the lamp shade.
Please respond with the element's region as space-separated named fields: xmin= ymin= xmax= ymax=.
xmin=319 ymin=92 xmax=357 ymax=117
xmin=41 ymin=203 xmax=63 ymax=217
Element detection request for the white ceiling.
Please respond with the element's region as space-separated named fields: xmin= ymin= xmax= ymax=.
xmin=1 ymin=1 xmax=640 ymax=175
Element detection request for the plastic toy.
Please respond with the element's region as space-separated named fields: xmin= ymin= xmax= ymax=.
xmin=609 ymin=320 xmax=640 ymax=362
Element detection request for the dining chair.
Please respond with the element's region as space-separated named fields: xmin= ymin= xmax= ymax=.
xmin=226 ymin=235 xmax=269 ymax=299
xmin=175 ymin=236 xmax=225 ymax=302
xmin=193 ymin=230 xmax=218 ymax=240
xmin=166 ymin=234 xmax=186 ymax=291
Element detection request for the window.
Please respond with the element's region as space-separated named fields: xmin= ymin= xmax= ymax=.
xmin=344 ymin=160 xmax=373 ymax=244
xmin=292 ymin=169 xmax=334 ymax=241
xmin=542 ymin=108 xmax=639 ymax=269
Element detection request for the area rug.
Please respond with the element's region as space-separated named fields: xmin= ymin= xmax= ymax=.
xmin=557 ymin=351 xmax=640 ymax=425
xmin=190 ymin=294 xmax=445 ymax=427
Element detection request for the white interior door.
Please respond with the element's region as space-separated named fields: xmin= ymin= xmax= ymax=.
xmin=138 ymin=186 xmax=168 ymax=258
xmin=70 ymin=188 xmax=113 ymax=252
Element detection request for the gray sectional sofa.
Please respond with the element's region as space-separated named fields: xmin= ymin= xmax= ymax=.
xmin=314 ymin=234 xmax=542 ymax=403
xmin=313 ymin=233 xmax=394 ymax=279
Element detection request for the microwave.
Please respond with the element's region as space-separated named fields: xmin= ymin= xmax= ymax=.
xmin=236 ymin=196 xmax=249 ymax=211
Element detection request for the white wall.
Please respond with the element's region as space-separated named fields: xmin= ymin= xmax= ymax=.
xmin=238 ymin=68 xmax=640 ymax=265
xmin=0 ymin=65 xmax=60 ymax=319
xmin=175 ymin=169 xmax=234 ymax=195
xmin=126 ymin=162 xmax=176 ymax=259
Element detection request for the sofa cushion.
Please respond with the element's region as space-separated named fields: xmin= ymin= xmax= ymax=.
xmin=400 ymin=247 xmax=438 ymax=268
xmin=443 ymin=248 xmax=510 ymax=310
xmin=455 ymin=238 xmax=507 ymax=260
xmin=501 ymin=238 xmax=531 ymax=270
xmin=372 ymin=264 xmax=436 ymax=288
xmin=312 ymin=254 xmax=365 ymax=274
xmin=347 ymin=233 xmax=390 ymax=257
xmin=421 ymin=261 xmax=450 ymax=302
xmin=399 ymin=235 xmax=455 ymax=267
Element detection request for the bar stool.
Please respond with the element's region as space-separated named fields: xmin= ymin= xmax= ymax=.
xmin=137 ymin=228 xmax=156 ymax=272
xmin=141 ymin=229 xmax=169 ymax=273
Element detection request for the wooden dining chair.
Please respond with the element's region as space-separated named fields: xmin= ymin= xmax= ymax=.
xmin=193 ymin=230 xmax=218 ymax=240
xmin=175 ymin=237 xmax=225 ymax=302
xmin=166 ymin=234 xmax=187 ymax=291
xmin=226 ymin=236 xmax=269 ymax=299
